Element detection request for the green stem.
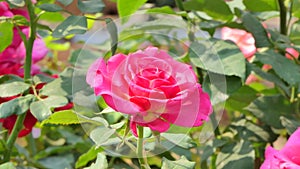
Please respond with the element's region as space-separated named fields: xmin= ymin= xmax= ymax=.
xmin=137 ymin=125 xmax=150 ymax=169
xmin=3 ymin=0 xmax=36 ymax=162
xmin=278 ymin=0 xmax=287 ymax=35
xmin=290 ymin=86 xmax=296 ymax=103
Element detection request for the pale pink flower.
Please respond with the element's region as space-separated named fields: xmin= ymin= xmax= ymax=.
xmin=285 ymin=47 xmax=299 ymax=60
xmin=87 ymin=47 xmax=212 ymax=136
xmin=261 ymin=128 xmax=300 ymax=169
xmin=221 ymin=27 xmax=256 ymax=59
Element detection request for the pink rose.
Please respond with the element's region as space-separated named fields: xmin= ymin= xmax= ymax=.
xmin=221 ymin=27 xmax=256 ymax=59
xmin=0 ymin=2 xmax=48 ymax=76
xmin=285 ymin=47 xmax=299 ymax=60
xmin=261 ymin=128 xmax=300 ymax=169
xmin=87 ymin=47 xmax=212 ymax=136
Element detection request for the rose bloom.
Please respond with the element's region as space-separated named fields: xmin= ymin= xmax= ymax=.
xmin=261 ymin=128 xmax=300 ymax=169
xmin=0 ymin=1 xmax=48 ymax=76
xmin=221 ymin=27 xmax=256 ymax=59
xmin=87 ymin=47 xmax=212 ymax=136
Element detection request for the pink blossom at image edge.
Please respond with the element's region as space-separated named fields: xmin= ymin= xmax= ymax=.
xmin=260 ymin=128 xmax=300 ymax=169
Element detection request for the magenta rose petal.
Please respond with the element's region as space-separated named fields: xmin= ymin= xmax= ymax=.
xmin=261 ymin=128 xmax=300 ymax=168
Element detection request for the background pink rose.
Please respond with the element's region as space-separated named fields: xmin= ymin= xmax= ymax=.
xmin=0 ymin=2 xmax=48 ymax=76
xmin=261 ymin=128 xmax=300 ymax=169
xmin=87 ymin=47 xmax=212 ymax=136
xmin=221 ymin=27 xmax=256 ymax=59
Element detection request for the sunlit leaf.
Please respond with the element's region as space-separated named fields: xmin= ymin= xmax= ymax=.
xmin=0 ymin=162 xmax=16 ymax=169
xmin=117 ymin=0 xmax=147 ymax=23
xmin=243 ymin=0 xmax=278 ymax=11
xmin=0 ymin=22 xmax=13 ymax=53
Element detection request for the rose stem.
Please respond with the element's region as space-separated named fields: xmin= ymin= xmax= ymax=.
xmin=3 ymin=0 xmax=36 ymax=162
xmin=137 ymin=125 xmax=150 ymax=169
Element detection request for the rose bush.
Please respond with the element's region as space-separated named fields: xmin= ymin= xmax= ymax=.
xmin=87 ymin=46 xmax=212 ymax=136
xmin=261 ymin=128 xmax=300 ymax=169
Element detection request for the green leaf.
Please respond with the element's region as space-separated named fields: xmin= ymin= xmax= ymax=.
xmin=242 ymin=12 xmax=271 ymax=47
xmin=117 ymin=0 xmax=147 ymax=22
xmin=39 ymin=3 xmax=63 ymax=12
xmin=105 ymin=18 xmax=118 ymax=55
xmin=290 ymin=20 xmax=300 ymax=45
xmin=183 ymin=0 xmax=204 ymax=11
xmin=0 ymin=95 xmax=35 ymax=118
xmin=40 ymin=67 xmax=88 ymax=96
xmin=293 ymin=0 xmax=300 ymax=17
xmin=38 ymin=155 xmax=74 ymax=169
xmin=161 ymin=133 xmax=195 ymax=149
xmin=42 ymin=110 xmax=80 ymax=125
xmin=203 ymin=73 xmax=242 ymax=104
xmin=0 ymin=22 xmax=13 ymax=53
xmin=57 ymin=0 xmax=73 ymax=6
xmin=30 ymin=96 xmax=68 ymax=121
xmin=256 ymin=50 xmax=300 ymax=85
xmin=189 ymin=39 xmax=246 ymax=80
xmin=52 ymin=15 xmax=87 ymax=38
xmin=231 ymin=119 xmax=278 ymax=142
xmin=76 ymin=146 xmax=103 ymax=169
xmin=280 ymin=116 xmax=300 ymax=135
xmin=0 ymin=81 xmax=30 ymax=97
xmin=33 ymin=74 xmax=55 ymax=84
xmin=83 ymin=153 xmax=108 ymax=169
xmin=147 ymin=6 xmax=176 ymax=14
xmin=161 ymin=156 xmax=195 ymax=169
xmin=69 ymin=49 xmax=100 ymax=68
xmin=0 ymin=162 xmax=16 ymax=169
xmin=216 ymin=140 xmax=255 ymax=169
xmin=124 ymin=18 xmax=185 ymax=32
xmin=226 ymin=86 xmax=258 ymax=112
xmin=34 ymin=146 xmax=74 ymax=160
xmin=90 ymin=126 xmax=115 ymax=147
xmin=39 ymin=12 xmax=65 ymax=22
xmin=247 ymin=62 xmax=289 ymax=94
xmin=77 ymin=0 xmax=105 ymax=13
xmin=202 ymin=0 xmax=233 ymax=21
xmin=245 ymin=95 xmax=293 ymax=129
xmin=243 ymin=0 xmax=278 ymax=11
xmin=7 ymin=0 xmax=25 ymax=7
